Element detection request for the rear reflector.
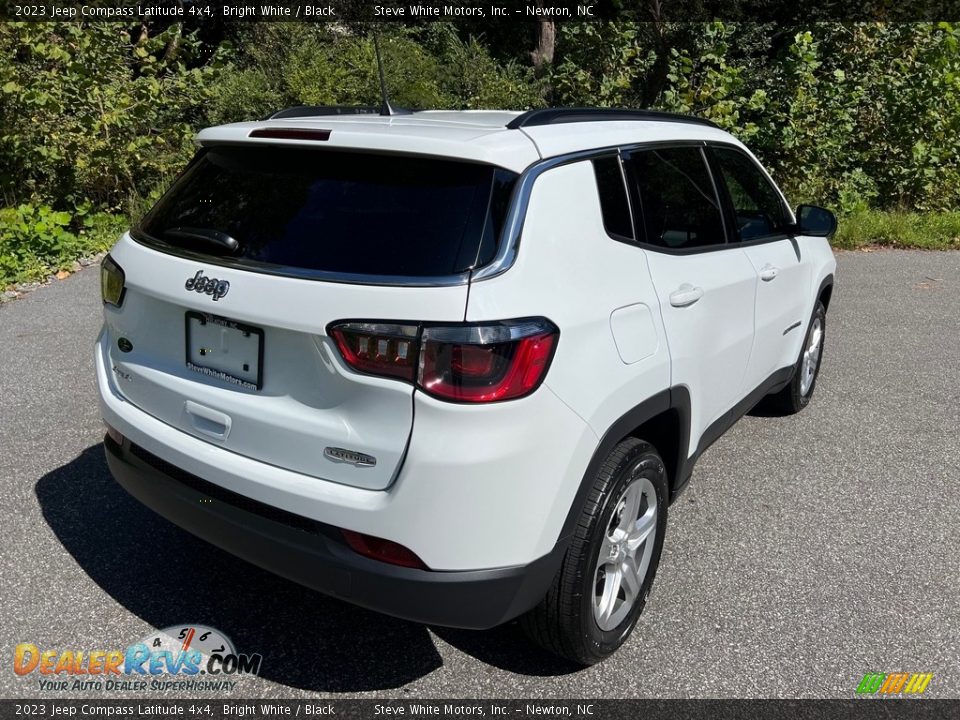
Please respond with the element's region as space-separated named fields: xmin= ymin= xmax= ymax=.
xmin=104 ymin=422 xmax=124 ymax=446
xmin=248 ymin=128 xmax=331 ymax=141
xmin=341 ymin=530 xmax=427 ymax=570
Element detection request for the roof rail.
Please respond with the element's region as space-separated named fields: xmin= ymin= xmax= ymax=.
xmin=506 ymin=107 xmax=720 ymax=130
xmin=268 ymin=105 xmax=410 ymax=120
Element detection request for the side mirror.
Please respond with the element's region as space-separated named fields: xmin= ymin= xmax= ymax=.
xmin=795 ymin=204 xmax=837 ymax=238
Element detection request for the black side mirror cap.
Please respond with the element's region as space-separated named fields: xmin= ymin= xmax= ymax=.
xmin=794 ymin=204 xmax=837 ymax=238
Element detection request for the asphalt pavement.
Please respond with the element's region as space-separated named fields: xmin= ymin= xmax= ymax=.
xmin=1 ymin=250 xmax=958 ymax=699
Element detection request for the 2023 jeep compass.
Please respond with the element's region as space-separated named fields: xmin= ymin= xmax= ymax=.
xmin=97 ymin=107 xmax=836 ymax=665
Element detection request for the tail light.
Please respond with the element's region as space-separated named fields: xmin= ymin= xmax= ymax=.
xmin=101 ymin=255 xmax=126 ymax=307
xmin=328 ymin=318 xmax=559 ymax=403
xmin=328 ymin=323 xmax=418 ymax=381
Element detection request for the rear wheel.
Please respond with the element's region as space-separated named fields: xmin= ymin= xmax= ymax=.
xmin=765 ymin=300 xmax=826 ymax=415
xmin=520 ymin=438 xmax=668 ymax=665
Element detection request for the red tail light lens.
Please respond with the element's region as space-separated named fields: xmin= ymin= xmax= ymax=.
xmin=329 ymin=323 xmax=419 ymax=381
xmin=341 ymin=530 xmax=427 ymax=569
xmin=419 ymin=320 xmax=558 ymax=402
xmin=328 ymin=318 xmax=559 ymax=403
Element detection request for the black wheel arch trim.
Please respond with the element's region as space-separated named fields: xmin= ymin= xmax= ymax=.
xmin=557 ymin=387 xmax=689 ymax=544
xmin=816 ymin=273 xmax=835 ymax=312
xmin=557 ymin=364 xmax=797 ymax=547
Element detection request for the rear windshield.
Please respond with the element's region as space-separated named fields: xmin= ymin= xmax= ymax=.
xmin=136 ymin=147 xmax=518 ymax=278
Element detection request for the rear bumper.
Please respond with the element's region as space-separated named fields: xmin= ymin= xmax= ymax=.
xmin=104 ymin=436 xmax=562 ymax=629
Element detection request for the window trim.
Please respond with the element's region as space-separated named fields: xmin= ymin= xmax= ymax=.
xmin=474 ymin=137 xmax=797 ymax=282
xmin=705 ymin=142 xmax=796 ymax=247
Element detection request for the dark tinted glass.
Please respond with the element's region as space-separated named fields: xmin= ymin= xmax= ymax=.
xmin=138 ymin=147 xmax=517 ymax=277
xmin=592 ymin=156 xmax=633 ymax=240
xmin=628 ymin=147 xmax=725 ymax=250
xmin=713 ymin=146 xmax=789 ymax=241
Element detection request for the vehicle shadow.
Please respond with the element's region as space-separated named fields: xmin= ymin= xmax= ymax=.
xmin=34 ymin=445 xmax=581 ymax=691
xmin=34 ymin=444 xmax=440 ymax=692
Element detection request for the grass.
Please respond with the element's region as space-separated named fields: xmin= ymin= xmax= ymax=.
xmin=833 ymin=210 xmax=960 ymax=250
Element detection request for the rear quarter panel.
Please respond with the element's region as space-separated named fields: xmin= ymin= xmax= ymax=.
xmin=465 ymin=160 xmax=671 ymax=554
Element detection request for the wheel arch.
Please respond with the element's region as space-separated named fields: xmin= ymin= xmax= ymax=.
xmin=816 ymin=273 xmax=834 ymax=312
xmin=557 ymin=387 xmax=691 ymax=545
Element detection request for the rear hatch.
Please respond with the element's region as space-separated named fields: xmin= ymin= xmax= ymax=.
xmin=102 ymin=144 xmax=517 ymax=490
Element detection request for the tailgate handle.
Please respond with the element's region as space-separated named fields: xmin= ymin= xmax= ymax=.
xmin=184 ymin=401 xmax=232 ymax=441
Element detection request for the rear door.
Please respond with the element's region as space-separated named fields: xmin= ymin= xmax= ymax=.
xmin=708 ymin=145 xmax=811 ymax=386
xmin=102 ymin=145 xmax=516 ymax=490
xmin=623 ymin=145 xmax=757 ymax=451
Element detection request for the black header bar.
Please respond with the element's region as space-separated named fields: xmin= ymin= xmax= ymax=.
xmin=4 ymin=0 xmax=960 ymax=23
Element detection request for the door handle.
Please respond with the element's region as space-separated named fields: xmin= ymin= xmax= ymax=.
xmin=760 ymin=264 xmax=779 ymax=282
xmin=669 ymin=284 xmax=704 ymax=308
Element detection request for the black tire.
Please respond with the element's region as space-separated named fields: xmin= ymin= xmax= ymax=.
xmin=765 ymin=300 xmax=827 ymax=415
xmin=520 ymin=438 xmax=668 ymax=666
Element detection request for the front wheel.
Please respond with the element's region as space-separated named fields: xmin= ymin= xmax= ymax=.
xmin=520 ymin=438 xmax=668 ymax=665
xmin=766 ymin=300 xmax=827 ymax=415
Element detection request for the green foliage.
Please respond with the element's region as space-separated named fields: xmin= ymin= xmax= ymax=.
xmin=207 ymin=24 xmax=542 ymax=124
xmin=552 ymin=22 xmax=960 ymax=215
xmin=833 ymin=210 xmax=960 ymax=250
xmin=1 ymin=20 xmax=958 ymax=287
xmin=0 ymin=204 xmax=124 ymax=286
xmin=0 ymin=22 xmax=225 ymax=210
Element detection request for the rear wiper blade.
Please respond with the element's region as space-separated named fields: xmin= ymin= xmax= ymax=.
xmin=164 ymin=227 xmax=240 ymax=254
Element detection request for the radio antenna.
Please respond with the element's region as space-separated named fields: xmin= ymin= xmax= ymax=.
xmin=373 ymin=31 xmax=410 ymax=117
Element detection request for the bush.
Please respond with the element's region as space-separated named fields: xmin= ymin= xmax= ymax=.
xmin=0 ymin=22 xmax=224 ymax=210
xmin=551 ymin=22 xmax=960 ymax=214
xmin=0 ymin=204 xmax=125 ymax=286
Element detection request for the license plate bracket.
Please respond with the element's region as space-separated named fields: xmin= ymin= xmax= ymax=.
xmin=184 ymin=311 xmax=264 ymax=390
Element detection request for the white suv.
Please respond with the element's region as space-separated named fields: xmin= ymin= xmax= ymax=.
xmin=96 ymin=107 xmax=836 ymax=665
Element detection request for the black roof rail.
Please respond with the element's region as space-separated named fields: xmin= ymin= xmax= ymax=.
xmin=267 ymin=105 xmax=414 ymax=120
xmin=506 ymin=107 xmax=720 ymax=130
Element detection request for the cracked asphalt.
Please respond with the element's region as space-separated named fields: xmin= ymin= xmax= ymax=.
xmin=1 ymin=250 xmax=958 ymax=699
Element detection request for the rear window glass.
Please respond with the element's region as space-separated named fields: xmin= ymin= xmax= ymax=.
xmin=137 ymin=147 xmax=518 ymax=278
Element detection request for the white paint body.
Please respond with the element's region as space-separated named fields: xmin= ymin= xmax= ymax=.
xmin=96 ymin=112 xmax=836 ymax=571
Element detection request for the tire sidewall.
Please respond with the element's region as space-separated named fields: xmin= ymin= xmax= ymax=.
xmin=795 ymin=301 xmax=827 ymax=409
xmin=578 ymin=446 xmax=669 ymax=660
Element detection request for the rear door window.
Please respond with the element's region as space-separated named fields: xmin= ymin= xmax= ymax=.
xmin=624 ymin=146 xmax=726 ymax=251
xmin=137 ymin=147 xmax=517 ymax=278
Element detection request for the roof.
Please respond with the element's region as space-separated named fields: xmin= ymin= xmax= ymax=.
xmin=195 ymin=108 xmax=742 ymax=174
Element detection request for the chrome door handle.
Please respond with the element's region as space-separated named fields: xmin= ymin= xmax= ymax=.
xmin=669 ymin=284 xmax=704 ymax=308
xmin=760 ymin=264 xmax=779 ymax=282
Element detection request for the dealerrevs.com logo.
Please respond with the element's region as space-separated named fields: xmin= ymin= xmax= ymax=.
xmin=856 ymin=672 xmax=934 ymax=696
xmin=14 ymin=625 xmax=262 ymax=692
